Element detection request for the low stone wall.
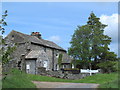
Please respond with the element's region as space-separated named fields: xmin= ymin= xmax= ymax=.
xmin=63 ymin=72 xmax=90 ymax=80
xmin=38 ymin=70 xmax=90 ymax=80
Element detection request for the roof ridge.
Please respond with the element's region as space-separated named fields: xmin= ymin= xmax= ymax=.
xmin=10 ymin=30 xmax=66 ymax=51
xmin=11 ymin=30 xmax=31 ymax=37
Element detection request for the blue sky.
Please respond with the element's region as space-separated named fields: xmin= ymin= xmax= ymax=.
xmin=2 ymin=2 xmax=118 ymax=55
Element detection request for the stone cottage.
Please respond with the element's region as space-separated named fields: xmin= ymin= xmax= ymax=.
xmin=4 ymin=30 xmax=72 ymax=74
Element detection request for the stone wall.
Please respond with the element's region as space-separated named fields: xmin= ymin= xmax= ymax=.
xmin=45 ymin=47 xmax=53 ymax=71
xmin=2 ymin=41 xmax=30 ymax=73
xmin=53 ymin=50 xmax=67 ymax=70
xmin=2 ymin=59 xmax=17 ymax=73
xmin=38 ymin=70 xmax=90 ymax=80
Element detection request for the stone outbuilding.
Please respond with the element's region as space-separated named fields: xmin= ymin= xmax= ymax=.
xmin=4 ymin=30 xmax=73 ymax=74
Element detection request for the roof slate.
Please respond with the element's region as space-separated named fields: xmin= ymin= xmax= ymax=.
xmin=8 ymin=30 xmax=66 ymax=51
xmin=25 ymin=50 xmax=46 ymax=59
xmin=62 ymin=54 xmax=73 ymax=63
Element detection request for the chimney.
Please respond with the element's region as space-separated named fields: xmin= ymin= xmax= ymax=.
xmin=31 ymin=32 xmax=42 ymax=39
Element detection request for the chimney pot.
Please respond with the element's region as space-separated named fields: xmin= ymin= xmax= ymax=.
xmin=31 ymin=32 xmax=41 ymax=39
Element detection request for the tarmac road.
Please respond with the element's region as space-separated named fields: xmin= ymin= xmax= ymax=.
xmin=32 ymin=81 xmax=99 ymax=89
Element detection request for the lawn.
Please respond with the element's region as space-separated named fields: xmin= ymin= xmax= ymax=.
xmin=99 ymin=79 xmax=118 ymax=88
xmin=2 ymin=69 xmax=36 ymax=88
xmin=2 ymin=69 xmax=118 ymax=88
xmin=28 ymin=72 xmax=118 ymax=84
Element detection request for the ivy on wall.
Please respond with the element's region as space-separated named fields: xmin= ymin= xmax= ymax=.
xmin=58 ymin=53 xmax=63 ymax=67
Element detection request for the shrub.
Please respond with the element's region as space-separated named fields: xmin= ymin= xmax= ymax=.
xmin=62 ymin=68 xmax=80 ymax=74
xmin=97 ymin=61 xmax=118 ymax=73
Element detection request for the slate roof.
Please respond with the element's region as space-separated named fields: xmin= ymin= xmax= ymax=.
xmin=25 ymin=50 xmax=47 ymax=59
xmin=7 ymin=30 xmax=66 ymax=51
xmin=62 ymin=54 xmax=73 ymax=64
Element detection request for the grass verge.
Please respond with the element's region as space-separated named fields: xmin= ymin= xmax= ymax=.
xmin=28 ymin=72 xmax=118 ymax=85
xmin=99 ymin=78 xmax=119 ymax=88
xmin=2 ymin=69 xmax=36 ymax=88
xmin=2 ymin=69 xmax=118 ymax=89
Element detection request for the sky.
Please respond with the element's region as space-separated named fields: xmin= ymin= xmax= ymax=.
xmin=2 ymin=2 xmax=118 ymax=56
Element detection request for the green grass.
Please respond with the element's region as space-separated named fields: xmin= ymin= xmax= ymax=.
xmin=28 ymin=72 xmax=118 ymax=89
xmin=99 ymin=79 xmax=118 ymax=88
xmin=28 ymin=73 xmax=118 ymax=85
xmin=73 ymin=73 xmax=118 ymax=84
xmin=28 ymin=74 xmax=72 ymax=82
xmin=2 ymin=69 xmax=36 ymax=88
xmin=2 ymin=69 xmax=118 ymax=89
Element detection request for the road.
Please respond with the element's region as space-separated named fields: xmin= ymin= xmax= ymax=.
xmin=32 ymin=81 xmax=99 ymax=88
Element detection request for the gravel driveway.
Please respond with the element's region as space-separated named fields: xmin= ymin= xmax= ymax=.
xmin=32 ymin=81 xmax=99 ymax=88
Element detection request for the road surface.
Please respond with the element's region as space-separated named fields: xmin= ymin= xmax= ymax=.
xmin=32 ymin=81 xmax=99 ymax=88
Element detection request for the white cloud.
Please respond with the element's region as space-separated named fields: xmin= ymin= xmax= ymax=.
xmin=100 ymin=13 xmax=118 ymax=55
xmin=47 ymin=35 xmax=61 ymax=44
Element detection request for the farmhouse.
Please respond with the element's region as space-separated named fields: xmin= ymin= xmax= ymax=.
xmin=4 ymin=30 xmax=72 ymax=74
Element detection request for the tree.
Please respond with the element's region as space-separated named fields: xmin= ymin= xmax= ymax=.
xmin=97 ymin=61 xmax=118 ymax=73
xmin=0 ymin=10 xmax=7 ymax=34
xmin=87 ymin=12 xmax=111 ymax=62
xmin=99 ymin=51 xmax=117 ymax=62
xmin=96 ymin=51 xmax=118 ymax=73
xmin=68 ymin=25 xmax=91 ymax=61
xmin=0 ymin=10 xmax=8 ymax=64
xmin=68 ymin=12 xmax=116 ymax=69
xmin=0 ymin=10 xmax=16 ymax=65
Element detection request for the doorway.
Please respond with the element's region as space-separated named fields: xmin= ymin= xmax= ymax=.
xmin=26 ymin=60 xmax=36 ymax=74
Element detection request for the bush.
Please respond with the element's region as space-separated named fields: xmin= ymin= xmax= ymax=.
xmin=97 ymin=61 xmax=118 ymax=73
xmin=62 ymin=68 xmax=80 ymax=74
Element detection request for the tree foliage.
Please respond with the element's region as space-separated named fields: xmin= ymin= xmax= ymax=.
xmin=87 ymin=12 xmax=111 ymax=62
xmin=97 ymin=61 xmax=118 ymax=73
xmin=0 ymin=10 xmax=16 ymax=65
xmin=72 ymin=59 xmax=92 ymax=69
xmin=0 ymin=10 xmax=8 ymax=34
xmin=68 ymin=12 xmax=118 ymax=71
xmin=0 ymin=10 xmax=8 ymax=64
xmin=68 ymin=25 xmax=91 ymax=61
xmin=2 ymin=46 xmax=16 ymax=65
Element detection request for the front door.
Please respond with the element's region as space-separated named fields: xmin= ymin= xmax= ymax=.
xmin=26 ymin=60 xmax=36 ymax=74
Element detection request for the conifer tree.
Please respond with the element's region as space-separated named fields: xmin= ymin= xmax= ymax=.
xmin=68 ymin=12 xmax=113 ymax=69
xmin=87 ymin=12 xmax=111 ymax=62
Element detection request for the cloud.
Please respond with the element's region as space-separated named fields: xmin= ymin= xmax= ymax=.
xmin=47 ymin=35 xmax=61 ymax=44
xmin=100 ymin=13 xmax=118 ymax=55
